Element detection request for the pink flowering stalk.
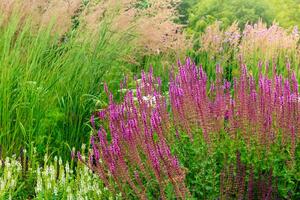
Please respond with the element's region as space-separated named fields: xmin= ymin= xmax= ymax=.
xmin=199 ymin=21 xmax=300 ymax=76
xmin=240 ymin=21 xmax=299 ymax=65
xmin=169 ymin=58 xmax=231 ymax=142
xmin=170 ymin=58 xmax=299 ymax=158
xmin=200 ymin=21 xmax=240 ymax=62
xmin=200 ymin=20 xmax=300 ymax=64
xmin=81 ymin=69 xmax=188 ymax=199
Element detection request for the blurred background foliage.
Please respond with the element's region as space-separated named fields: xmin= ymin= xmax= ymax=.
xmin=177 ymin=0 xmax=300 ymax=34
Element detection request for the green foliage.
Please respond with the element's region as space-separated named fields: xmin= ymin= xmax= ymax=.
xmin=175 ymin=0 xmax=198 ymax=25
xmin=171 ymin=127 xmax=300 ymax=199
xmin=186 ymin=0 xmax=273 ymax=33
xmin=173 ymin=132 xmax=220 ymax=199
xmin=134 ymin=0 xmax=151 ymax=10
xmin=266 ymin=0 xmax=300 ymax=28
xmin=134 ymin=51 xmax=186 ymax=91
xmin=181 ymin=0 xmax=300 ymax=34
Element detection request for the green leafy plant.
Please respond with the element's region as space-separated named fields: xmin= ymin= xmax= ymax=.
xmin=134 ymin=0 xmax=151 ymax=10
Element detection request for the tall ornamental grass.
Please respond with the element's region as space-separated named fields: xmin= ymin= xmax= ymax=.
xmin=193 ymin=20 xmax=300 ymax=80
xmin=0 ymin=12 xmax=134 ymax=159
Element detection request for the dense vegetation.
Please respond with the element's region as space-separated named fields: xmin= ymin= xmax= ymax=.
xmin=0 ymin=11 xmax=138 ymax=158
xmin=178 ymin=0 xmax=300 ymax=33
xmin=0 ymin=0 xmax=299 ymax=199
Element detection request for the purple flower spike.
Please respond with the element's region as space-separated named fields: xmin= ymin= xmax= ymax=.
xmin=77 ymin=151 xmax=82 ymax=162
xmin=90 ymin=115 xmax=95 ymax=129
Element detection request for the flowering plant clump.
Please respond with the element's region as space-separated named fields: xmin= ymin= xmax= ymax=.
xmin=81 ymin=69 xmax=189 ymax=199
xmin=170 ymin=59 xmax=299 ymax=159
xmin=0 ymin=156 xmax=22 ymax=200
xmin=35 ymin=152 xmax=114 ymax=200
xmin=79 ymin=58 xmax=299 ymax=198
xmin=0 ymin=150 xmax=115 ymax=200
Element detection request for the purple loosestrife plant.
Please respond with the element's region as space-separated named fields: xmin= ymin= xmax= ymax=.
xmin=170 ymin=58 xmax=299 ymax=158
xmin=80 ymin=69 xmax=188 ymax=199
xmin=169 ymin=58 xmax=231 ymax=142
xmin=79 ymin=58 xmax=299 ymax=198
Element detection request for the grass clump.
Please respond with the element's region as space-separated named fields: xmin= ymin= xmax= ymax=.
xmin=0 ymin=12 xmax=135 ymax=159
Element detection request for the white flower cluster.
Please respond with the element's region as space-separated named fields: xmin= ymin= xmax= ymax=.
xmin=34 ymin=154 xmax=116 ymax=200
xmin=0 ymin=156 xmax=22 ymax=199
xmin=142 ymin=94 xmax=157 ymax=107
xmin=0 ymin=153 xmax=120 ymax=199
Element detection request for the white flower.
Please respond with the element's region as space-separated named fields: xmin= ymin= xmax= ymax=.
xmin=142 ymin=94 xmax=158 ymax=107
xmin=0 ymin=179 xmax=5 ymax=191
xmin=7 ymin=171 xmax=11 ymax=179
xmin=10 ymin=179 xmax=16 ymax=188
xmin=65 ymin=162 xmax=70 ymax=174
xmin=49 ymin=165 xmax=55 ymax=181
xmin=54 ymin=186 xmax=58 ymax=196
xmin=5 ymin=157 xmax=10 ymax=167
xmin=67 ymin=186 xmax=73 ymax=200
xmin=35 ymin=175 xmax=42 ymax=193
